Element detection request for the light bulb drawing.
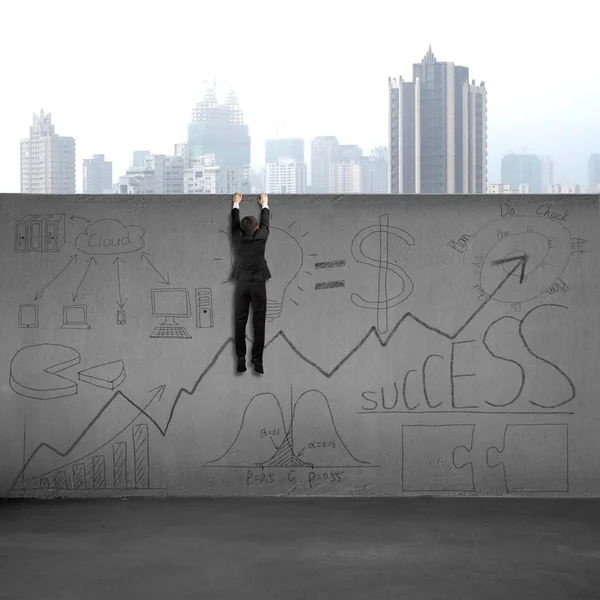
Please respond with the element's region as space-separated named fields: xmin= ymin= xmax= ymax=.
xmin=228 ymin=227 xmax=303 ymax=322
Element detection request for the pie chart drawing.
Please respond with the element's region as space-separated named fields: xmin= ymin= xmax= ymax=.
xmin=9 ymin=344 xmax=81 ymax=400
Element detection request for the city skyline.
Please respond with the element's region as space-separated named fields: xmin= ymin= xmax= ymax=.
xmin=1 ymin=0 xmax=598 ymax=192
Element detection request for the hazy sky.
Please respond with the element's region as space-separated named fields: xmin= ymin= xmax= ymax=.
xmin=1 ymin=0 xmax=598 ymax=192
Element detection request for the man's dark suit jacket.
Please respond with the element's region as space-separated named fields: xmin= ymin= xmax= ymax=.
xmin=230 ymin=206 xmax=271 ymax=282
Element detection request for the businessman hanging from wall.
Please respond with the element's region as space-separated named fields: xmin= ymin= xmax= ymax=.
xmin=230 ymin=192 xmax=271 ymax=374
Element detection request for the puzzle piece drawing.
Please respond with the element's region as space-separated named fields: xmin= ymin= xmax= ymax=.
xmin=402 ymin=425 xmax=475 ymax=492
xmin=486 ymin=424 xmax=569 ymax=493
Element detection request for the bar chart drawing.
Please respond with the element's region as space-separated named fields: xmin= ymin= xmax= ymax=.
xmin=133 ymin=424 xmax=150 ymax=489
xmin=113 ymin=442 xmax=128 ymax=488
xmin=26 ymin=423 xmax=153 ymax=492
xmin=92 ymin=456 xmax=106 ymax=489
xmin=72 ymin=463 xmax=86 ymax=489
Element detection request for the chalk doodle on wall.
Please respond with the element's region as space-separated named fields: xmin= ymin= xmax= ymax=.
xmin=350 ymin=214 xmax=415 ymax=335
xmin=466 ymin=215 xmax=574 ymax=308
xmin=75 ymin=219 xmax=146 ymax=256
xmin=225 ymin=226 xmax=304 ymax=321
xmin=18 ymin=304 xmax=39 ymax=328
xmin=10 ymin=343 xmax=81 ymax=400
xmin=60 ymin=305 xmax=91 ymax=330
xmin=485 ymin=423 xmax=569 ymax=493
xmin=3 ymin=195 xmax=594 ymax=497
xmin=27 ymin=424 xmax=153 ymax=492
xmin=403 ymin=423 xmax=570 ymax=493
xmin=205 ymin=389 xmax=371 ymax=469
xmin=402 ymin=425 xmax=475 ymax=492
xmin=357 ymin=303 xmax=576 ymax=414
xmin=149 ymin=288 xmax=193 ymax=339
xmin=15 ymin=213 xmax=66 ymax=253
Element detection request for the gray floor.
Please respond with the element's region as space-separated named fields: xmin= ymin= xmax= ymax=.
xmin=1 ymin=497 xmax=599 ymax=599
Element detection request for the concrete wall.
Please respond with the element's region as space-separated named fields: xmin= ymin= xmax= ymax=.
xmin=1 ymin=193 xmax=598 ymax=498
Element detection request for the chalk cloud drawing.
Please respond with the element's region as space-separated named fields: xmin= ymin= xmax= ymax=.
xmin=351 ymin=214 xmax=415 ymax=335
xmin=9 ymin=344 xmax=81 ymax=400
xmin=75 ymin=219 xmax=146 ymax=255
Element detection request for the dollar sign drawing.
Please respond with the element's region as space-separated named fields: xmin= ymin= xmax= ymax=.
xmin=351 ymin=214 xmax=415 ymax=334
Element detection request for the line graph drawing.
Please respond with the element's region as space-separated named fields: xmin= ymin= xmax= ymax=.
xmin=205 ymin=389 xmax=370 ymax=469
xmin=351 ymin=214 xmax=415 ymax=334
xmin=8 ymin=258 xmax=573 ymax=494
xmin=25 ymin=424 xmax=154 ymax=492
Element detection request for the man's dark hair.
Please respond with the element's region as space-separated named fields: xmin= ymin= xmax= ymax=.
xmin=241 ymin=216 xmax=257 ymax=236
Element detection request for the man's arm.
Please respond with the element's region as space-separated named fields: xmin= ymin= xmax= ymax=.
xmin=231 ymin=192 xmax=242 ymax=235
xmin=258 ymin=193 xmax=270 ymax=240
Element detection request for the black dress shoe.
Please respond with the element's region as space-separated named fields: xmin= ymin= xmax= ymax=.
xmin=237 ymin=357 xmax=247 ymax=373
xmin=251 ymin=358 xmax=264 ymax=374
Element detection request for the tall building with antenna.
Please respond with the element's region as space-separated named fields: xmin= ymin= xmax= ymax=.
xmin=187 ymin=83 xmax=251 ymax=191
xmin=388 ymin=46 xmax=487 ymax=194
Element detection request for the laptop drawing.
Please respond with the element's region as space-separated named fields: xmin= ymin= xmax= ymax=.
xmin=61 ymin=305 xmax=90 ymax=329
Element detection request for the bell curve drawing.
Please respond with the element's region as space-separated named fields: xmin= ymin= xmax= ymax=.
xmin=1 ymin=193 xmax=598 ymax=498
xmin=205 ymin=389 xmax=373 ymax=469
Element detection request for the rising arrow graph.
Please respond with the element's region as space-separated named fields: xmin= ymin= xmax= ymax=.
xmin=8 ymin=257 xmax=532 ymax=495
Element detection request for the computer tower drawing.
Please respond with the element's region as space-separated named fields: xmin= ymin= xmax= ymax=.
xmin=29 ymin=215 xmax=52 ymax=252
xmin=44 ymin=214 xmax=66 ymax=252
xmin=15 ymin=215 xmax=38 ymax=252
xmin=195 ymin=288 xmax=214 ymax=328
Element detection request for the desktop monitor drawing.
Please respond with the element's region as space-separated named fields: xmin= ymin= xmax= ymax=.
xmin=151 ymin=288 xmax=191 ymax=326
xmin=61 ymin=305 xmax=90 ymax=329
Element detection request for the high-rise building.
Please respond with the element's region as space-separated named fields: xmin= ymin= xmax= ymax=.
xmin=265 ymin=138 xmax=304 ymax=164
xmin=183 ymin=154 xmax=249 ymax=194
xmin=311 ymin=136 xmax=339 ymax=193
xmin=132 ymin=150 xmax=151 ymax=168
xmin=501 ymin=153 xmax=543 ymax=193
xmin=338 ymin=145 xmax=363 ymax=162
xmin=329 ymin=161 xmax=365 ymax=193
xmin=388 ymin=47 xmax=487 ymax=193
xmin=541 ymin=156 xmax=554 ymax=192
xmin=82 ymin=154 xmax=113 ymax=194
xmin=20 ymin=110 xmax=76 ymax=194
xmin=266 ymin=158 xmax=307 ymax=193
xmin=187 ymin=87 xmax=251 ymax=192
xmin=118 ymin=151 xmax=184 ymax=194
xmin=588 ymin=154 xmax=600 ymax=192
xmin=366 ymin=147 xmax=389 ymax=193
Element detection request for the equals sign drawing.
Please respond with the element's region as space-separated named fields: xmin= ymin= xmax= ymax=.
xmin=315 ymin=280 xmax=345 ymax=291
xmin=315 ymin=260 xmax=346 ymax=269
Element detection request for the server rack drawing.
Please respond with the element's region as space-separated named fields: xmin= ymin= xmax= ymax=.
xmin=14 ymin=213 xmax=66 ymax=253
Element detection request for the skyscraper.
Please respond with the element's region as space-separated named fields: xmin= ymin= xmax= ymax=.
xmin=20 ymin=110 xmax=76 ymax=194
xmin=501 ymin=153 xmax=543 ymax=193
xmin=541 ymin=156 xmax=554 ymax=192
xmin=311 ymin=136 xmax=339 ymax=193
xmin=388 ymin=47 xmax=487 ymax=193
xmin=265 ymin=138 xmax=304 ymax=164
xmin=588 ymin=154 xmax=600 ymax=192
xmin=83 ymin=154 xmax=113 ymax=194
xmin=265 ymin=158 xmax=307 ymax=193
xmin=187 ymin=87 xmax=251 ymax=191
